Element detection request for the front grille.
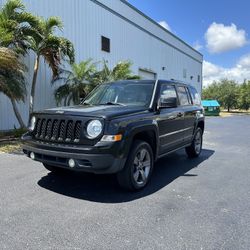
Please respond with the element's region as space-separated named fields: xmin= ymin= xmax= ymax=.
xmin=33 ymin=118 xmax=82 ymax=143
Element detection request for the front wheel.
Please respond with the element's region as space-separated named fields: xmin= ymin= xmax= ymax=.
xmin=117 ymin=140 xmax=154 ymax=191
xmin=185 ymin=127 xmax=203 ymax=158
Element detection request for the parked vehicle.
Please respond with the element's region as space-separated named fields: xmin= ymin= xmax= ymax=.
xmin=22 ymin=80 xmax=204 ymax=190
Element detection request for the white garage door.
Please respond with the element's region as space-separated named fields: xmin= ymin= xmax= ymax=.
xmin=139 ymin=69 xmax=157 ymax=80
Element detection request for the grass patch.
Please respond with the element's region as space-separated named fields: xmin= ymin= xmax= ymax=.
xmin=0 ymin=141 xmax=22 ymax=154
xmin=220 ymin=110 xmax=250 ymax=117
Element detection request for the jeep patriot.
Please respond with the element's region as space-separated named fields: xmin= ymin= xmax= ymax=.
xmin=22 ymin=80 xmax=205 ymax=190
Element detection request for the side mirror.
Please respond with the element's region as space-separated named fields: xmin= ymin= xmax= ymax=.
xmin=158 ymin=97 xmax=177 ymax=109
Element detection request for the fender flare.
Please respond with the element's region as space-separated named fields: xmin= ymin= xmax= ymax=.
xmin=123 ymin=121 xmax=160 ymax=160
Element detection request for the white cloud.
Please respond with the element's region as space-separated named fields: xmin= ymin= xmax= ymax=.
xmin=203 ymin=54 xmax=250 ymax=86
xmin=205 ymin=22 xmax=247 ymax=53
xmin=158 ymin=21 xmax=171 ymax=32
xmin=238 ymin=54 xmax=250 ymax=67
xmin=193 ymin=41 xmax=203 ymax=51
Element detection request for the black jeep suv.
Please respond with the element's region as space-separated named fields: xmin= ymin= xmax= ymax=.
xmin=22 ymin=80 xmax=204 ymax=190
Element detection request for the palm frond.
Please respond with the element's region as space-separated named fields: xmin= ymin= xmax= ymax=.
xmin=45 ymin=16 xmax=63 ymax=33
xmin=15 ymin=12 xmax=39 ymax=27
xmin=54 ymin=83 xmax=70 ymax=105
xmin=39 ymin=35 xmax=75 ymax=79
xmin=1 ymin=0 xmax=25 ymax=18
xmin=53 ymin=60 xmax=97 ymax=105
xmin=0 ymin=0 xmax=39 ymax=54
xmin=0 ymin=47 xmax=26 ymax=101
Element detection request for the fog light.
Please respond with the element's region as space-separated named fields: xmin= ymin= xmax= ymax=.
xmin=68 ymin=159 xmax=75 ymax=168
xmin=30 ymin=152 xmax=35 ymax=160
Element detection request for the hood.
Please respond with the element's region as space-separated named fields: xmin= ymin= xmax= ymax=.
xmin=36 ymin=105 xmax=147 ymax=119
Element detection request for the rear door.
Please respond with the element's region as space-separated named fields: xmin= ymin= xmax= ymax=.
xmin=176 ymin=85 xmax=197 ymax=143
xmin=157 ymin=83 xmax=185 ymax=155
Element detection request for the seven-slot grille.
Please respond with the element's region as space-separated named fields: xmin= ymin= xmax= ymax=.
xmin=33 ymin=118 xmax=82 ymax=143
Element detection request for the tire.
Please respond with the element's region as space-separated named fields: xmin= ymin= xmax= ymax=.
xmin=43 ymin=163 xmax=65 ymax=173
xmin=185 ymin=127 xmax=203 ymax=158
xmin=117 ymin=140 xmax=154 ymax=191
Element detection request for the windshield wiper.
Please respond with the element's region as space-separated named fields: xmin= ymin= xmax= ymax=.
xmin=100 ymin=102 xmax=126 ymax=106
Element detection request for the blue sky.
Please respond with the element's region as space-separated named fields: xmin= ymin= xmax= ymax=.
xmin=128 ymin=0 xmax=250 ymax=85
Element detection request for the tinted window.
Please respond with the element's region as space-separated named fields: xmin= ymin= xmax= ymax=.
xmin=176 ymin=86 xmax=190 ymax=105
xmin=160 ymin=85 xmax=177 ymax=102
xmin=189 ymin=86 xmax=201 ymax=105
xmin=101 ymin=36 xmax=110 ymax=52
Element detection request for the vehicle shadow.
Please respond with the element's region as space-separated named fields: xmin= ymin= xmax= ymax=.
xmin=37 ymin=148 xmax=214 ymax=203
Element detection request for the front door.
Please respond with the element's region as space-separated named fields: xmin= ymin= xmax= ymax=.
xmin=156 ymin=84 xmax=185 ymax=155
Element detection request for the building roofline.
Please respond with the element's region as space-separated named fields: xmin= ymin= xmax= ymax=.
xmin=120 ymin=0 xmax=203 ymax=57
xmin=91 ymin=0 xmax=202 ymax=63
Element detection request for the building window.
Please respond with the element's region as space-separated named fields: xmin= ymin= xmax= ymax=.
xmin=183 ymin=69 xmax=187 ymax=78
xmin=101 ymin=36 xmax=110 ymax=53
xmin=198 ymin=75 xmax=200 ymax=82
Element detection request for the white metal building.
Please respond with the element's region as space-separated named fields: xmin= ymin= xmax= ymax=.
xmin=0 ymin=0 xmax=203 ymax=130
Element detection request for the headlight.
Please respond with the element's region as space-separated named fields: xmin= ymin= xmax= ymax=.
xmin=86 ymin=120 xmax=103 ymax=139
xmin=29 ymin=116 xmax=36 ymax=131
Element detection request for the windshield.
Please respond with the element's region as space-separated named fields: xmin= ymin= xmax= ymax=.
xmin=83 ymin=81 xmax=155 ymax=107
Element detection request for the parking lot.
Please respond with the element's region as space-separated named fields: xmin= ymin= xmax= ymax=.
xmin=0 ymin=115 xmax=250 ymax=249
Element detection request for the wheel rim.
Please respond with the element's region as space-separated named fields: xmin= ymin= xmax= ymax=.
xmin=194 ymin=130 xmax=202 ymax=154
xmin=133 ymin=148 xmax=151 ymax=185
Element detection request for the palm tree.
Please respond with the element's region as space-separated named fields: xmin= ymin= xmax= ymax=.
xmin=28 ymin=16 xmax=75 ymax=116
xmin=94 ymin=60 xmax=140 ymax=84
xmin=54 ymin=59 xmax=97 ymax=105
xmin=0 ymin=47 xmax=26 ymax=128
xmin=54 ymin=60 xmax=140 ymax=106
xmin=0 ymin=0 xmax=38 ymax=54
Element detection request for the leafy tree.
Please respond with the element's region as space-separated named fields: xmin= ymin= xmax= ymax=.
xmin=53 ymin=60 xmax=97 ymax=105
xmin=0 ymin=0 xmax=38 ymax=55
xmin=238 ymin=81 xmax=250 ymax=110
xmin=202 ymin=79 xmax=239 ymax=112
xmin=202 ymin=81 xmax=221 ymax=100
xmin=0 ymin=0 xmax=39 ymax=127
xmin=28 ymin=16 xmax=75 ymax=116
xmin=0 ymin=47 xmax=26 ymax=128
xmin=219 ymin=79 xmax=239 ymax=112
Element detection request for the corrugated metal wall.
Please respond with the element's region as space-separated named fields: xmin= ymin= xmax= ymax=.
xmin=0 ymin=0 xmax=202 ymax=130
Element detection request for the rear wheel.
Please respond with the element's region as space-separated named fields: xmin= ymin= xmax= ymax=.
xmin=185 ymin=127 xmax=203 ymax=158
xmin=117 ymin=140 xmax=154 ymax=191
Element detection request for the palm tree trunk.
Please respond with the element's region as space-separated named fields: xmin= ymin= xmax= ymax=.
xmin=10 ymin=98 xmax=25 ymax=128
xmin=29 ymin=55 xmax=40 ymax=118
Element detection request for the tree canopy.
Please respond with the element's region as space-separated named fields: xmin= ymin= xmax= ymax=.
xmin=202 ymin=79 xmax=250 ymax=111
xmin=0 ymin=47 xmax=26 ymax=127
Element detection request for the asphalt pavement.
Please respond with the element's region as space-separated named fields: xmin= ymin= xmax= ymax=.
xmin=0 ymin=115 xmax=250 ymax=250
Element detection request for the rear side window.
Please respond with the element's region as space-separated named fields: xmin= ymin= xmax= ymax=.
xmin=189 ymin=86 xmax=201 ymax=105
xmin=176 ymin=86 xmax=190 ymax=106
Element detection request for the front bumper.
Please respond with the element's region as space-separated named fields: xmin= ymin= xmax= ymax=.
xmin=22 ymin=135 xmax=127 ymax=174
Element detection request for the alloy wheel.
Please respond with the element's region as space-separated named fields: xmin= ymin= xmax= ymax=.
xmin=133 ymin=148 xmax=151 ymax=185
xmin=194 ymin=130 xmax=202 ymax=154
